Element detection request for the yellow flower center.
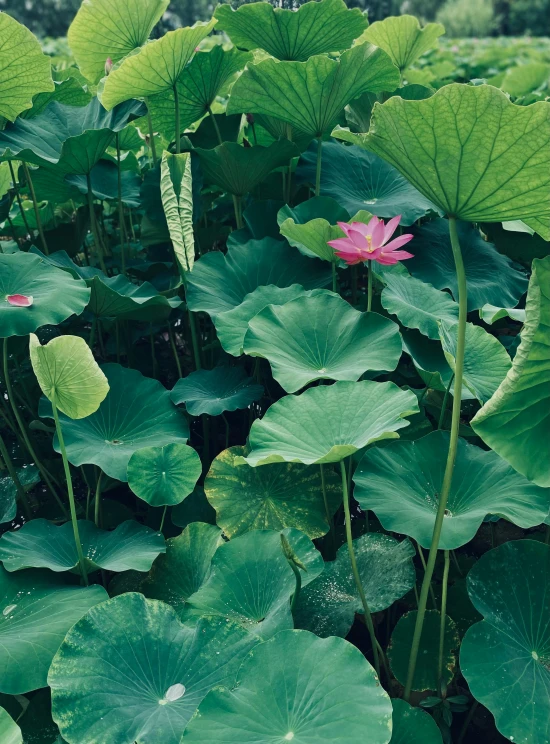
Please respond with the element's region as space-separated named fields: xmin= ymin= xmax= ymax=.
xmin=365 ymin=235 xmax=375 ymax=253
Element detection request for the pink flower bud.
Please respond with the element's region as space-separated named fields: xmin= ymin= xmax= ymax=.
xmin=105 ymin=57 xmax=113 ymax=75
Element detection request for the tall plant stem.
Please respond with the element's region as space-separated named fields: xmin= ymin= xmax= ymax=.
xmin=115 ymin=133 xmax=127 ymax=273
xmin=173 ymin=84 xmax=181 ymax=154
xmin=181 ymin=273 xmax=202 ymax=370
xmin=289 ymin=561 xmax=302 ymax=612
xmin=320 ymin=464 xmax=336 ymax=559
xmin=331 ymin=262 xmax=337 ymax=294
xmin=146 ymin=105 xmax=158 ymax=166
xmin=8 ymin=161 xmax=32 ymax=237
xmin=404 ymin=216 xmax=467 ymax=701
xmin=315 ymin=139 xmax=322 ymax=197
xmin=159 ymin=505 xmax=168 ymax=532
xmin=167 ymin=323 xmax=182 ymax=378
xmin=367 ymin=260 xmax=373 ymax=311
xmin=0 ymin=432 xmax=31 ymax=517
xmin=52 ymin=401 xmax=88 ymax=584
xmin=94 ymin=469 xmax=103 ymax=527
xmin=437 ymin=374 xmax=454 ymax=430
xmin=415 ymin=540 xmax=437 ymax=609
xmin=86 ymin=174 xmax=107 ymax=273
xmin=340 ymin=460 xmax=381 ymax=679
xmin=438 ymin=550 xmax=450 ymax=696
xmin=23 ymin=163 xmax=49 ymax=254
xmin=208 ymin=105 xmax=223 ymax=146
xmin=232 ymin=195 xmax=243 ymax=229
xmin=2 ymin=339 xmax=66 ymax=516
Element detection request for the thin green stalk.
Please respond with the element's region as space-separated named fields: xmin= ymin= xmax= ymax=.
xmin=115 ymin=133 xmax=127 ymax=273
xmin=367 ymin=260 xmax=373 ymax=312
xmin=146 ymin=106 xmax=158 ymax=166
xmin=9 ymin=161 xmax=32 ymax=237
xmin=341 ymin=460 xmax=381 ymax=678
xmin=94 ymin=470 xmax=103 ymax=527
xmin=159 ymin=505 xmax=167 ymax=532
xmin=438 ymin=550 xmax=450 ymax=696
xmin=52 ymin=401 xmax=88 ymax=585
xmin=23 ymin=162 xmax=49 ymax=254
xmin=437 ymin=374 xmax=454 ymax=430
xmin=208 ymin=105 xmax=223 ymax=146
xmin=331 ymin=262 xmax=337 ymax=294
xmin=174 ymin=84 xmax=181 ymax=154
xmin=232 ymin=195 xmax=243 ymax=230
xmin=404 ymin=216 xmax=467 ymax=702
xmin=289 ymin=561 xmax=302 ymax=612
xmin=315 ymin=139 xmax=322 ymax=197
xmin=415 ymin=540 xmax=437 ymax=608
xmin=86 ymin=173 xmax=107 ymax=273
xmin=0 ymin=432 xmax=31 ymax=518
xmin=320 ymin=464 xmax=336 ymax=559
xmin=221 ymin=413 xmax=230 ymax=450
xmin=167 ymin=323 xmax=182 ymax=378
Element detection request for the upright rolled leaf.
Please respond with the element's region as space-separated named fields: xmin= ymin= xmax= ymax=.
xmin=364 ymin=15 xmax=445 ymax=72
xmin=160 ymin=150 xmax=195 ymax=273
xmin=68 ymin=0 xmax=170 ymax=84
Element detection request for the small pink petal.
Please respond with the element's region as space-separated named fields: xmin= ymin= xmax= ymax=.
xmin=346 ymin=228 xmax=369 ymax=251
xmin=336 ymin=252 xmax=363 ymax=266
xmin=370 ymin=219 xmax=387 ymax=250
xmin=327 ymin=238 xmax=358 ymax=253
xmin=364 ymin=215 xmax=380 ymax=238
xmin=383 ymin=215 xmax=402 ymax=243
xmin=382 ymin=234 xmax=414 ymax=252
xmin=380 ymin=250 xmax=414 ymax=263
xmin=336 ymin=221 xmax=353 ymax=237
xmin=7 ymin=294 xmax=33 ymax=307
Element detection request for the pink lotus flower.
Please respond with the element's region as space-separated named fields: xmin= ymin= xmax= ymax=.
xmin=6 ymin=294 xmax=33 ymax=307
xmin=328 ymin=215 xmax=414 ymax=266
xmin=105 ymin=57 xmax=113 ymax=75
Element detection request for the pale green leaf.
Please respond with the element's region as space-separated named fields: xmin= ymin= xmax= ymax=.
xmin=364 ymin=15 xmax=445 ymax=72
xmin=160 ymin=150 xmax=195 ymax=273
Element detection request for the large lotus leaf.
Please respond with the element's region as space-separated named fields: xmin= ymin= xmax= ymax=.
xmin=0 ymin=708 xmax=21 ymax=744
xmin=0 ymin=519 xmax=165 ymax=574
xmin=461 ymin=540 xmax=550 ymax=744
xmin=243 ymin=293 xmax=402 ymax=393
xmin=48 ymin=594 xmax=257 ymax=744
xmin=68 ymin=0 xmax=170 ymax=84
xmin=0 ymin=253 xmax=89 ymax=338
xmin=194 ymin=140 xmax=299 ymax=197
xmin=0 ymin=13 xmax=54 ymax=121
xmin=85 ymin=271 xmax=182 ymax=321
xmin=204 ymin=445 xmax=341 ymax=539
xmin=183 ymin=529 xmax=323 ymax=638
xmin=388 ymin=610 xmax=460 ymax=692
xmin=20 ymin=77 xmax=90 ymax=120
xmin=42 ymin=364 xmax=189 ymax=482
xmin=183 ymin=629 xmax=392 ymax=744
xmin=214 ymin=0 xmax=368 ymax=61
xmin=186 ymin=236 xmax=332 ymax=318
xmin=227 ymin=43 xmax=400 ymax=139
xmin=0 ymin=566 xmax=107 ymax=694
xmin=364 ymin=15 xmax=444 ymax=72
xmin=345 ymin=83 xmax=434 ymax=134
xmin=100 ymin=21 xmax=217 ymax=110
xmin=390 ymin=700 xmax=443 ymax=744
xmin=171 ymin=366 xmax=263 ymax=417
xmin=66 ymin=158 xmax=141 ymax=206
xmin=361 ymin=84 xmax=550 ymax=234
xmin=150 ymin=46 xmax=252 ymax=138
xmin=127 ymin=443 xmax=202 ymax=507
xmin=142 ymin=522 xmax=223 ymax=612
xmin=472 ymin=257 xmax=550 ymax=487
xmin=294 ymin=533 xmax=416 ymax=638
xmin=160 ymin=150 xmax=194 ymax=274
xmin=29 ymin=334 xmax=109 ymax=419
xmin=215 ymin=285 xmax=330 ymax=356
xmin=440 ymin=321 xmax=512 ymax=404
xmin=354 ymin=431 xmax=550 ymax=550
xmin=296 ymin=141 xmax=439 ymax=225
xmin=244 ymin=380 xmax=419 ymax=466
xmin=0 ymin=98 xmax=147 ymax=174
xmin=381 ymin=274 xmax=459 ymax=340
xmin=278 ymin=198 xmax=351 ymax=261
xmin=407 ymin=219 xmax=528 ymax=312
xmin=501 ymin=62 xmax=550 ymax=98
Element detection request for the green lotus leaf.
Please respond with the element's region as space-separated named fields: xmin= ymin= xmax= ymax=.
xmin=204 ymin=445 xmax=341 ymax=539
xmin=100 ymin=21 xmax=217 ymax=110
xmin=0 ymin=98 xmax=147 ymax=174
xmin=440 ymin=321 xmax=511 ymax=404
xmin=244 ymin=380 xmax=418 ymax=466
xmin=0 ymin=465 xmax=40 ymax=524
xmin=243 ymin=293 xmax=402 ymax=393
xmin=480 ymin=304 xmax=526 ymax=325
xmin=142 ymin=522 xmax=223 ymax=612
xmin=0 ymin=518 xmax=165 ymax=574
xmin=187 ymin=236 xmax=332 ymax=318
xmin=42 ymin=363 xmax=189 ymax=482
xmin=389 ymin=610 xmax=459 ymax=692
xmin=214 ymin=285 xmax=330 ymax=356
xmin=68 ymin=0 xmax=170 ymax=84
xmin=0 ymin=707 xmax=21 ymax=744
xmin=21 ymin=77 xmax=91 ymax=119
xmin=472 ymin=256 xmax=550 ymax=487
xmin=390 ymin=699 xmax=443 ymax=744
xmin=0 ymin=13 xmax=54 ymax=121
xmin=297 ymin=142 xmax=439 ymax=225
xmin=381 ymin=274 xmax=459 ymax=340
xmin=361 ymin=84 xmax=550 ymax=234
xmin=500 ymin=62 xmax=550 ymax=98
xmin=171 ymin=366 xmax=263 ymax=417
xmin=214 ymin=0 xmax=368 ymax=61
xmin=354 ymin=431 xmax=550 ymax=550
xmin=160 ymin=150 xmax=194 ymax=274
xmin=184 ymin=629 xmax=392 ymax=744
xmin=461 ymin=540 xmax=550 ymax=744
xmin=345 ymin=83 xmax=434 ymax=133
xmin=29 ymin=334 xmax=109 ymax=419
xmin=183 ymin=529 xmax=323 ymax=638
xmin=48 ymin=594 xmax=257 ymax=744
xmin=194 ymin=140 xmax=299 ymax=197
xmin=227 ymin=43 xmax=400 ymax=139
xmin=294 ymin=533 xmax=416 ymax=638
xmin=364 ymin=15 xmax=445 ymax=72
xmin=278 ymin=216 xmax=345 ymax=262
xmin=407 ymin=219 xmax=528 ymax=312
xmin=84 ymin=271 xmax=182 ymax=321
xmin=65 ymin=158 xmax=141 ymax=207
xmin=254 ymin=113 xmax=313 ymax=152
xmin=0 ymin=252 xmax=89 ymax=338
xmin=278 ymin=195 xmax=350 ymax=230
xmin=127 ymin=443 xmax=202 ymax=507
xmin=150 ymin=46 xmax=252 ymax=138
xmin=0 ymin=566 xmax=107 ymax=694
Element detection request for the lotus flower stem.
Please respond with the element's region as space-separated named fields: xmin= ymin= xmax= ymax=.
xmin=145 ymin=105 xmax=158 ymax=166
xmin=86 ymin=174 xmax=107 ymax=273
xmin=0 ymin=431 xmax=31 ymax=518
xmin=51 ymin=400 xmax=89 ymax=585
xmin=437 ymin=374 xmax=454 ymax=430
xmin=315 ymin=139 xmax=322 ymax=197
xmin=23 ymin=162 xmax=49 ymax=255
xmin=8 ymin=161 xmax=32 ymax=237
xmin=367 ymin=259 xmax=373 ymax=311
xmin=94 ymin=470 xmax=103 ymax=527
xmin=415 ymin=540 xmax=437 ymax=609
xmin=115 ymin=133 xmax=127 ymax=274
xmin=331 ymin=262 xmax=337 ymax=294
xmin=174 ymin=84 xmax=181 ymax=154
xmin=232 ymin=195 xmax=243 ymax=230
xmin=207 ymin=105 xmax=223 ymax=146
xmin=438 ymin=550 xmax=450 ymax=696
xmin=404 ymin=216 xmax=467 ymax=701
xmin=289 ymin=560 xmax=302 ymax=612
xmin=159 ymin=505 xmax=168 ymax=532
